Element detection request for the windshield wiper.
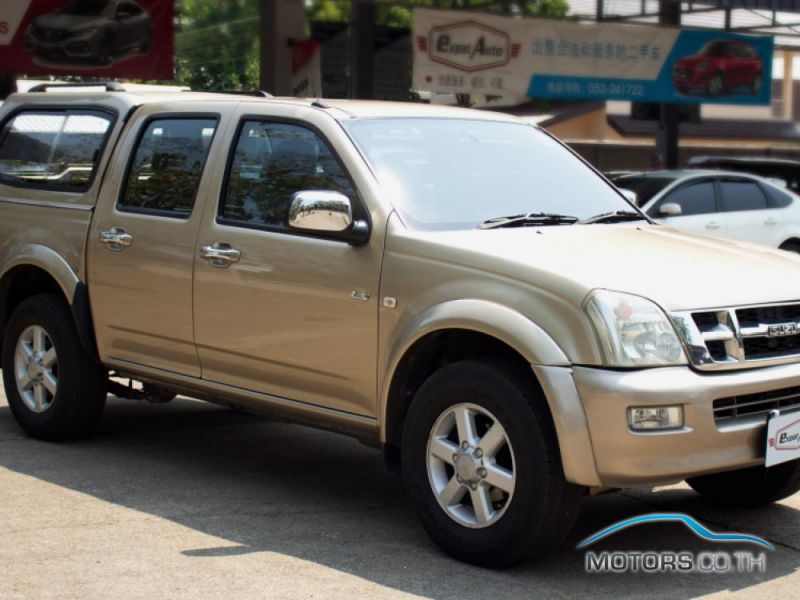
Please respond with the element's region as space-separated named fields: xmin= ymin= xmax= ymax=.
xmin=478 ymin=212 xmax=579 ymax=230
xmin=578 ymin=210 xmax=648 ymax=225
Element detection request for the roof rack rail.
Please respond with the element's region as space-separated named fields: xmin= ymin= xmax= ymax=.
xmin=186 ymin=89 xmax=273 ymax=98
xmin=28 ymin=81 xmax=126 ymax=93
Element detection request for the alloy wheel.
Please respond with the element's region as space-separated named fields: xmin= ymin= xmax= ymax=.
xmin=13 ymin=325 xmax=58 ymax=413
xmin=426 ymin=402 xmax=516 ymax=528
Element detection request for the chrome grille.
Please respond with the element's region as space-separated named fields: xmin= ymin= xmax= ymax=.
xmin=672 ymin=302 xmax=800 ymax=371
xmin=714 ymin=386 xmax=800 ymax=424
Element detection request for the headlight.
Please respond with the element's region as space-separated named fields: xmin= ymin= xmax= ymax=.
xmin=696 ymin=61 xmax=709 ymax=71
xmin=585 ymin=289 xmax=687 ymax=367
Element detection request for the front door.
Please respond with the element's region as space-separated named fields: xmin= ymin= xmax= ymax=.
xmin=88 ymin=108 xmax=224 ymax=376
xmin=192 ymin=107 xmax=382 ymax=417
xmin=651 ymin=179 xmax=726 ymax=237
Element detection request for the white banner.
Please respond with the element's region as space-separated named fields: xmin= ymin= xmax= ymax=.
xmin=412 ymin=7 xmax=773 ymax=105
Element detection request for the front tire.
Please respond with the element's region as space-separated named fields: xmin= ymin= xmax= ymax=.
xmin=401 ymin=360 xmax=583 ymax=567
xmin=687 ymin=459 xmax=800 ymax=508
xmin=97 ymin=36 xmax=114 ymax=65
xmin=707 ymin=73 xmax=725 ymax=96
xmin=1 ymin=294 xmax=107 ymax=441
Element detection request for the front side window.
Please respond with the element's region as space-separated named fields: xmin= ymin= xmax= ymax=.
xmin=720 ymin=180 xmax=768 ymax=212
xmin=656 ymin=181 xmax=716 ymax=216
xmin=699 ymin=41 xmax=731 ymax=57
xmin=119 ymin=117 xmax=217 ymax=217
xmin=343 ymin=118 xmax=632 ymax=230
xmin=221 ymin=121 xmax=356 ymax=229
xmin=0 ymin=110 xmax=113 ymax=191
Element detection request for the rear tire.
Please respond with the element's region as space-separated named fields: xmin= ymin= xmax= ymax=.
xmin=751 ymin=73 xmax=762 ymax=95
xmin=687 ymin=459 xmax=800 ymax=508
xmin=401 ymin=359 xmax=583 ymax=567
xmin=1 ymin=294 xmax=107 ymax=441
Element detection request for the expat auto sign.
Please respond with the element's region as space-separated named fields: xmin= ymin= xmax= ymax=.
xmin=413 ymin=7 xmax=773 ymax=105
xmin=0 ymin=0 xmax=173 ymax=80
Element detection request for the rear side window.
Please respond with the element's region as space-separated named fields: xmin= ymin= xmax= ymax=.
xmin=220 ymin=120 xmax=357 ymax=230
xmin=763 ymin=183 xmax=795 ymax=208
xmin=720 ymin=180 xmax=768 ymax=212
xmin=0 ymin=109 xmax=113 ymax=191
xmin=656 ymin=181 xmax=716 ymax=216
xmin=119 ymin=117 xmax=217 ymax=217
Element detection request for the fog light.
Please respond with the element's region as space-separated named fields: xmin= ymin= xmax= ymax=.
xmin=628 ymin=406 xmax=684 ymax=431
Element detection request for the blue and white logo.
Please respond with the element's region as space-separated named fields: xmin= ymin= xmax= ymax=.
xmin=577 ymin=512 xmax=774 ymax=550
xmin=578 ymin=512 xmax=773 ymax=574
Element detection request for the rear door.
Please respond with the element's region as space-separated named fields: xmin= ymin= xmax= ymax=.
xmin=649 ymin=178 xmax=725 ymax=236
xmin=719 ymin=177 xmax=778 ymax=246
xmin=88 ymin=103 xmax=229 ymax=376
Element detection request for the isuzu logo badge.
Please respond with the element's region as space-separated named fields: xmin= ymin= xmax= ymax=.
xmin=768 ymin=322 xmax=797 ymax=337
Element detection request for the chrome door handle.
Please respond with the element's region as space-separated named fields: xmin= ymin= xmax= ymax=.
xmin=99 ymin=227 xmax=133 ymax=251
xmin=705 ymin=221 xmax=722 ymax=230
xmin=200 ymin=242 xmax=241 ymax=268
xmin=765 ymin=218 xmax=779 ymax=226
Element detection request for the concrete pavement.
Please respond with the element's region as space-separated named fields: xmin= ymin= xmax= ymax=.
xmin=0 ymin=385 xmax=798 ymax=599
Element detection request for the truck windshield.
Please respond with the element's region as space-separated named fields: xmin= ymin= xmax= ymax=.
xmin=343 ymin=118 xmax=634 ymax=230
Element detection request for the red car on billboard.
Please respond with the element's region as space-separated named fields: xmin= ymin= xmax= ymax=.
xmin=673 ymin=40 xmax=763 ymax=96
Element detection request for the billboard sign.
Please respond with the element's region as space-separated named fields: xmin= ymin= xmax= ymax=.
xmin=413 ymin=8 xmax=773 ymax=105
xmin=0 ymin=0 xmax=174 ymax=80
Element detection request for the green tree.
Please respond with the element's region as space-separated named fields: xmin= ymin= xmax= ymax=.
xmin=175 ymin=0 xmax=570 ymax=90
xmin=175 ymin=0 xmax=261 ymax=90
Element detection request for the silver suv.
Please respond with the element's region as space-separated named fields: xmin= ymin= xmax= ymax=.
xmin=1 ymin=85 xmax=799 ymax=567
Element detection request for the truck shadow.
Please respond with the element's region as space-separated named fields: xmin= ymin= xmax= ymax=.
xmin=0 ymin=396 xmax=798 ymax=599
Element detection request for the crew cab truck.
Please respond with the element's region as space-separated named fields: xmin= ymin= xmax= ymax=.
xmin=2 ymin=85 xmax=800 ymax=567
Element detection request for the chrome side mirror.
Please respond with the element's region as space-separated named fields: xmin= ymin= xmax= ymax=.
xmin=659 ymin=202 xmax=682 ymax=217
xmin=289 ymin=190 xmax=353 ymax=232
xmin=620 ymin=188 xmax=637 ymax=205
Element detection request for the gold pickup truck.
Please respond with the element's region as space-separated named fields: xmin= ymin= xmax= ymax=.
xmin=1 ymin=83 xmax=799 ymax=567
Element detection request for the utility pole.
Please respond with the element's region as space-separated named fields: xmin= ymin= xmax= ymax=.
xmin=657 ymin=0 xmax=680 ymax=169
xmin=259 ymin=0 xmax=306 ymax=96
xmin=350 ymin=0 xmax=375 ymax=99
xmin=0 ymin=74 xmax=15 ymax=100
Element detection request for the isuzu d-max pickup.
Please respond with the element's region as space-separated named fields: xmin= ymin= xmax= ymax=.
xmin=1 ymin=84 xmax=799 ymax=566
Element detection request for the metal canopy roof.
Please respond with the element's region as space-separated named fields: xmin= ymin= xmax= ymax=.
xmin=570 ymin=0 xmax=800 ymax=47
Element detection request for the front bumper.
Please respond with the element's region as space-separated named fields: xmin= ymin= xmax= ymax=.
xmin=535 ymin=362 xmax=800 ymax=489
xmin=673 ymin=69 xmax=709 ymax=90
xmin=24 ymin=30 xmax=97 ymax=58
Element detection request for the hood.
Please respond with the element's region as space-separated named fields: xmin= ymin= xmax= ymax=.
xmin=395 ymin=223 xmax=800 ymax=312
xmin=34 ymin=13 xmax=101 ymax=30
xmin=675 ymin=55 xmax=709 ymax=68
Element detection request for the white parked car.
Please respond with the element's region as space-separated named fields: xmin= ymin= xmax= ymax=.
xmin=612 ymin=170 xmax=800 ymax=252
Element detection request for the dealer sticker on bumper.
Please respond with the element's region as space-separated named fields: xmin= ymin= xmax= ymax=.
xmin=766 ymin=411 xmax=800 ymax=467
